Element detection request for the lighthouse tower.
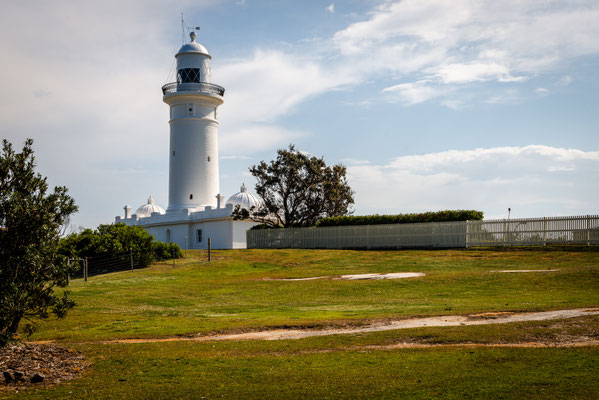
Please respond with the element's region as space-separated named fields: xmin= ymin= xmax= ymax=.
xmin=162 ymin=31 xmax=225 ymax=212
xmin=116 ymin=31 xmax=260 ymax=249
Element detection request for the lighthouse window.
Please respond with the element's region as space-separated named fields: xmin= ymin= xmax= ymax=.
xmin=189 ymin=194 xmax=193 ymax=200
xmin=196 ymin=229 xmax=203 ymax=243
xmin=177 ymin=68 xmax=201 ymax=84
xmin=207 ymin=156 xmax=211 ymax=162
xmin=172 ymin=150 xmax=175 ymax=156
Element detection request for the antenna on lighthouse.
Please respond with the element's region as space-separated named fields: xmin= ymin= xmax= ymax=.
xmin=181 ymin=12 xmax=185 ymax=45
xmin=181 ymin=13 xmax=201 ymax=44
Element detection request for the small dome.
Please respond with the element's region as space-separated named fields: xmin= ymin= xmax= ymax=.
xmin=176 ymin=32 xmax=211 ymax=58
xmin=135 ymin=196 xmax=166 ymax=218
xmin=226 ymin=184 xmax=262 ymax=210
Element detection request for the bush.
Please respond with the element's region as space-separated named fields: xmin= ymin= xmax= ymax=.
xmin=153 ymin=241 xmax=182 ymax=260
xmin=59 ymin=223 xmax=181 ymax=267
xmin=316 ymin=210 xmax=484 ymax=227
xmin=250 ymin=223 xmax=282 ymax=230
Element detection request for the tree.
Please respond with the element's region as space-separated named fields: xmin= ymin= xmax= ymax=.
xmin=59 ymin=223 xmax=182 ymax=266
xmin=233 ymin=144 xmax=354 ymax=227
xmin=0 ymin=139 xmax=78 ymax=345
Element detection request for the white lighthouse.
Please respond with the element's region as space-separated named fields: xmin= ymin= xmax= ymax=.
xmin=116 ymin=31 xmax=260 ymax=249
xmin=163 ymin=31 xmax=224 ymax=212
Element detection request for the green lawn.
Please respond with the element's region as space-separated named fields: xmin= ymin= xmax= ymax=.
xmin=34 ymin=249 xmax=599 ymax=342
xmin=3 ymin=249 xmax=599 ymax=399
xmin=7 ymin=317 xmax=599 ymax=399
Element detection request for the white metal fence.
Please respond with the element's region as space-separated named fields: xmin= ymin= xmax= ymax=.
xmin=246 ymin=215 xmax=599 ymax=249
xmin=466 ymin=215 xmax=599 ymax=247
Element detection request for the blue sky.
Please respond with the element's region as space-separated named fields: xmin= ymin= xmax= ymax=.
xmin=1 ymin=0 xmax=598 ymax=230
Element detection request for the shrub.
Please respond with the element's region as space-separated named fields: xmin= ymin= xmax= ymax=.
xmin=153 ymin=241 xmax=182 ymax=260
xmin=316 ymin=210 xmax=484 ymax=227
xmin=59 ymin=223 xmax=181 ymax=267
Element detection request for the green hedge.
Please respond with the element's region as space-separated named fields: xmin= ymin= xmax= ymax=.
xmin=316 ymin=210 xmax=484 ymax=227
xmin=59 ymin=223 xmax=182 ymax=267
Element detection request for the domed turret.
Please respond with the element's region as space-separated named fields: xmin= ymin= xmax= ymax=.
xmin=135 ymin=196 xmax=166 ymax=218
xmin=226 ymin=184 xmax=262 ymax=210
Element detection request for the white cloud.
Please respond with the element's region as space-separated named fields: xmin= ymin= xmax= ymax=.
xmin=219 ymin=50 xmax=349 ymax=124
xmin=0 ymin=0 xmax=218 ymax=228
xmin=429 ymin=63 xmax=526 ymax=84
xmin=329 ymin=0 xmax=599 ymax=105
xmin=327 ymin=4 xmax=335 ymax=14
xmin=559 ymin=75 xmax=573 ymax=86
xmin=348 ymin=145 xmax=599 ymax=218
xmin=535 ymin=87 xmax=549 ymax=96
xmin=382 ymin=80 xmax=441 ymax=105
xmin=342 ymin=158 xmax=370 ymax=165
xmin=219 ymin=124 xmax=308 ymax=154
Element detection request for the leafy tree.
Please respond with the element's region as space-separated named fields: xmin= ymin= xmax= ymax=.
xmin=59 ymin=223 xmax=182 ymax=267
xmin=0 ymin=139 xmax=78 ymax=345
xmin=233 ymin=144 xmax=354 ymax=227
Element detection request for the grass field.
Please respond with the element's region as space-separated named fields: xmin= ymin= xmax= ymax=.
xmin=3 ymin=249 xmax=599 ymax=399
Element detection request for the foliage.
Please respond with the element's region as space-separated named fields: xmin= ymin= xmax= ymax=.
xmin=0 ymin=139 xmax=78 ymax=346
xmin=59 ymin=223 xmax=181 ymax=267
xmin=250 ymin=223 xmax=281 ymax=230
xmin=233 ymin=144 xmax=354 ymax=227
xmin=316 ymin=210 xmax=484 ymax=227
xmin=152 ymin=241 xmax=183 ymax=261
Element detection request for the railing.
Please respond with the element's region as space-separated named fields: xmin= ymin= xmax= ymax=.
xmin=466 ymin=215 xmax=599 ymax=247
xmin=247 ymin=221 xmax=467 ymax=250
xmin=246 ymin=215 xmax=599 ymax=249
xmin=162 ymin=82 xmax=225 ymax=96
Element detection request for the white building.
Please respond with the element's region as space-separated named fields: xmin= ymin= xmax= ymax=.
xmin=115 ymin=32 xmax=260 ymax=249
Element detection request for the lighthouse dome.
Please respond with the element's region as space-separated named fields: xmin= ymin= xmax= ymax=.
xmin=176 ymin=32 xmax=211 ymax=58
xmin=226 ymin=184 xmax=262 ymax=210
xmin=134 ymin=196 xmax=166 ymax=218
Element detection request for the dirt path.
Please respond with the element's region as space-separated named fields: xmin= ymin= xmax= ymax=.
xmin=102 ymin=308 xmax=599 ymax=344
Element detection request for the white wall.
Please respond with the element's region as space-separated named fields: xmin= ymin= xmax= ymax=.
xmin=232 ymin=221 xmax=259 ymax=249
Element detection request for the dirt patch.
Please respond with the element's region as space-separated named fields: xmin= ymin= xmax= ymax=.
xmin=264 ymin=276 xmax=326 ymax=281
xmin=469 ymin=312 xmax=514 ymax=319
xmin=0 ymin=343 xmax=88 ymax=391
xmin=336 ymin=273 xmax=425 ymax=280
xmin=265 ymin=272 xmax=425 ymax=281
xmin=494 ymin=269 xmax=560 ymax=273
xmin=102 ymin=308 xmax=599 ymax=344
xmin=359 ymin=340 xmax=599 ymax=350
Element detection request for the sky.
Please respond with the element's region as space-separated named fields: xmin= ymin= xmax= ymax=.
xmin=1 ymin=0 xmax=598 ymax=230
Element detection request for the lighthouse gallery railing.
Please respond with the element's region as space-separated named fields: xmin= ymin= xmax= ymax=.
xmin=162 ymin=82 xmax=225 ymax=96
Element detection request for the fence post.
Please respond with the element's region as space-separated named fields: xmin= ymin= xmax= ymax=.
xmin=208 ymin=238 xmax=211 ymax=262
xmin=172 ymin=248 xmax=175 ymax=268
xmin=84 ymin=257 xmax=88 ymax=282
xmin=543 ymin=217 xmax=547 ymax=246
xmin=67 ymin=258 xmax=70 ymax=285
xmin=587 ymin=215 xmax=591 ymax=246
xmin=130 ymin=249 xmax=134 ymax=270
xmin=185 ymin=236 xmax=187 ymax=258
xmin=466 ymin=220 xmax=470 ymax=248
